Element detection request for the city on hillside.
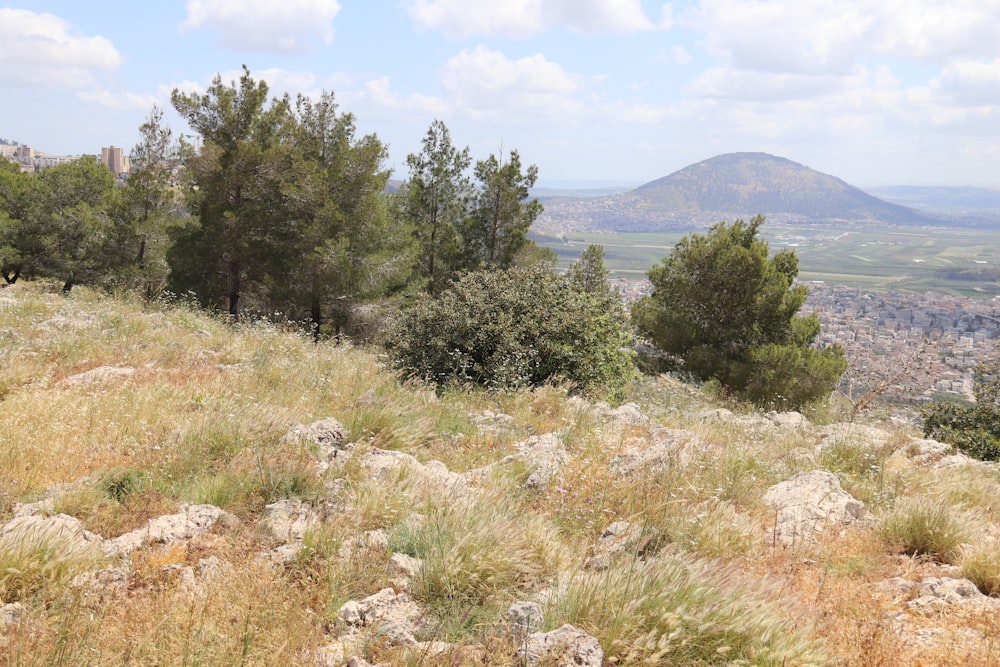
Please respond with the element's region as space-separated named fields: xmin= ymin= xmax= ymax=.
xmin=0 ymin=139 xmax=129 ymax=180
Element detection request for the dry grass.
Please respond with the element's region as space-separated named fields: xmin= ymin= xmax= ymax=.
xmin=3 ymin=281 xmax=1000 ymax=666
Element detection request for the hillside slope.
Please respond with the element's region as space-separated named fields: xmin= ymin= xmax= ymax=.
xmin=1 ymin=282 xmax=998 ymax=665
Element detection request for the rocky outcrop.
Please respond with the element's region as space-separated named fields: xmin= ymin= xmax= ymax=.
xmin=56 ymin=366 xmax=136 ymax=388
xmin=763 ymin=470 xmax=867 ymax=546
xmin=467 ymin=433 xmax=569 ymax=491
xmin=609 ymin=427 xmax=703 ymax=476
xmin=584 ymin=521 xmax=644 ymax=570
xmin=103 ymin=504 xmax=237 ymax=556
xmin=281 ymin=418 xmax=350 ymax=469
xmin=517 ymin=624 xmax=604 ymax=667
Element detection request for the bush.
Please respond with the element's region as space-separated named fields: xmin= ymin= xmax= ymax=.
xmin=923 ymin=362 xmax=1000 ymax=461
xmin=386 ymin=265 xmax=636 ymax=397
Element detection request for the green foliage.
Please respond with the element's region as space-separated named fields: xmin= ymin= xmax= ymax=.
xmin=387 ymin=264 xmax=636 ymax=396
xmin=401 ymin=120 xmax=472 ymax=295
xmin=633 ymin=216 xmax=846 ymax=409
xmin=566 ymin=243 xmax=610 ymax=295
xmin=462 ymin=149 xmax=542 ymax=269
xmin=923 ymin=362 xmax=1000 ymax=461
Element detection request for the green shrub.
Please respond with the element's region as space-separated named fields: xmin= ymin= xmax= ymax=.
xmin=923 ymin=363 xmax=1000 ymax=461
xmin=386 ymin=265 xmax=636 ymax=397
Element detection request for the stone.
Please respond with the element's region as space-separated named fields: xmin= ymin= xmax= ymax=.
xmin=55 ymin=366 xmax=136 ymax=388
xmin=0 ymin=602 xmax=23 ymax=629
xmin=388 ymin=552 xmax=422 ymax=580
xmin=766 ymin=411 xmax=811 ymax=429
xmin=104 ymin=503 xmax=236 ymax=556
xmin=906 ymin=577 xmax=1000 ymax=612
xmin=584 ymin=521 xmax=643 ymax=570
xmin=762 ymin=470 xmax=867 ymax=546
xmin=282 ymin=418 xmax=349 ymax=464
xmin=259 ymin=499 xmax=319 ymax=544
xmin=0 ymin=512 xmax=102 ymax=550
xmin=609 ymin=428 xmax=702 ymax=476
xmin=518 ymin=624 xmax=604 ymax=667
xmin=506 ymin=601 xmax=544 ymax=636
xmin=514 ymin=433 xmax=569 ymax=490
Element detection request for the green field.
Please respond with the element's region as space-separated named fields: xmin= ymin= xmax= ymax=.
xmin=532 ymin=224 xmax=1000 ymax=297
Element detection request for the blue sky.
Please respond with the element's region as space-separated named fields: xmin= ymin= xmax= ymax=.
xmin=2 ymin=1 xmax=999 ymax=187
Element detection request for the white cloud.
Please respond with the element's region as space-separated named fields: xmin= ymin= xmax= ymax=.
xmin=0 ymin=9 xmax=121 ymax=88
xmin=404 ymin=0 xmax=669 ymax=38
xmin=691 ymin=0 xmax=1000 ymax=76
xmin=932 ymin=58 xmax=1000 ymax=105
xmin=78 ymin=90 xmax=160 ymax=111
xmin=441 ymin=46 xmax=582 ymax=119
xmin=181 ymin=0 xmax=341 ymax=53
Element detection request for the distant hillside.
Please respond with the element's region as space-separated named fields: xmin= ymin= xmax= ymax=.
xmin=864 ymin=185 xmax=1000 ymax=221
xmin=535 ymin=152 xmax=943 ymax=233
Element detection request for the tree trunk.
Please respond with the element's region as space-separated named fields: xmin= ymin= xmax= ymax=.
xmin=310 ymin=294 xmax=322 ymax=344
xmin=1 ymin=266 xmax=20 ymax=285
xmin=61 ymin=271 xmax=75 ymax=293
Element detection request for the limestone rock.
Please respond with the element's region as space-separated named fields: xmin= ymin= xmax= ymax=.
xmin=763 ymin=470 xmax=867 ymax=546
xmin=514 ymin=433 xmax=568 ymax=490
xmin=259 ymin=499 xmax=320 ymax=544
xmin=766 ymin=411 xmax=811 ymax=429
xmin=56 ymin=366 xmax=136 ymax=388
xmin=906 ymin=577 xmax=1000 ymax=612
xmin=0 ymin=512 xmax=102 ymax=549
xmin=1 ymin=602 xmax=23 ymax=629
xmin=282 ymin=418 xmax=349 ymax=465
xmin=609 ymin=428 xmax=702 ymax=476
xmin=518 ymin=624 xmax=604 ymax=667
xmin=584 ymin=521 xmax=643 ymax=570
xmin=506 ymin=601 xmax=544 ymax=636
xmin=104 ymin=503 xmax=236 ymax=556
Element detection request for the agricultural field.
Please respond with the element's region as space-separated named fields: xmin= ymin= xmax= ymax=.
xmin=533 ymin=224 xmax=1000 ymax=297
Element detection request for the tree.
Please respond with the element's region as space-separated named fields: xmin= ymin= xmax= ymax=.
xmin=265 ymin=91 xmax=412 ymax=338
xmin=108 ymin=106 xmax=184 ymax=295
xmin=0 ymin=156 xmax=118 ymax=291
xmin=567 ymin=243 xmax=611 ymax=295
xmin=462 ymin=148 xmax=542 ymax=269
xmin=924 ymin=362 xmax=1000 ymax=461
xmin=387 ymin=264 xmax=636 ymax=397
xmin=633 ymin=216 xmax=846 ymax=408
xmin=168 ymin=66 xmax=294 ymax=316
xmin=401 ymin=120 xmax=471 ymax=294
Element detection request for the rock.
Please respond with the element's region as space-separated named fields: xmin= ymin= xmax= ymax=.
xmin=0 ymin=512 xmax=102 ymax=549
xmin=514 ymin=433 xmax=568 ymax=490
xmin=1 ymin=602 xmax=23 ymax=629
xmin=388 ymin=552 xmax=422 ymax=579
xmin=818 ymin=423 xmax=891 ymax=452
xmin=506 ymin=601 xmax=544 ymax=636
xmin=762 ymin=470 xmax=867 ymax=546
xmin=259 ymin=499 xmax=319 ymax=544
xmin=518 ymin=624 xmax=604 ymax=667
xmin=282 ymin=418 xmax=350 ymax=465
xmin=470 ymin=410 xmax=515 ymax=434
xmin=338 ymin=587 xmax=424 ymax=631
xmin=56 ymin=366 xmax=136 ymax=388
xmin=609 ymin=428 xmax=702 ymax=476
xmin=607 ymin=402 xmax=648 ymax=426
xmin=766 ymin=411 xmax=811 ymax=429
xmin=359 ymin=448 xmax=468 ymax=495
xmin=906 ymin=577 xmax=1000 ymax=612
xmin=104 ymin=504 xmax=236 ymax=556
xmin=584 ymin=521 xmax=643 ymax=570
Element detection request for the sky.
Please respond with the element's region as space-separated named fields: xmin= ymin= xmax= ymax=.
xmin=2 ymin=1 xmax=1000 ymax=188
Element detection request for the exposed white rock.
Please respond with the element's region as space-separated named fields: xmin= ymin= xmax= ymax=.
xmin=608 ymin=427 xmax=702 ymax=476
xmin=584 ymin=521 xmax=643 ymax=570
xmin=518 ymin=623 xmax=604 ymax=667
xmin=766 ymin=411 xmax=811 ymax=429
xmin=282 ymin=418 xmax=350 ymax=466
xmin=103 ymin=504 xmax=236 ymax=556
xmin=0 ymin=512 xmax=102 ymax=549
xmin=259 ymin=499 xmax=320 ymax=544
xmin=763 ymin=470 xmax=867 ymax=546
xmin=56 ymin=366 xmax=136 ymax=388
xmin=506 ymin=601 xmax=544 ymax=636
xmin=906 ymin=577 xmax=1000 ymax=612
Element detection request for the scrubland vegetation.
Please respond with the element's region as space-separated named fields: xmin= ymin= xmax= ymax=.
xmin=1 ymin=281 xmax=1000 ymax=666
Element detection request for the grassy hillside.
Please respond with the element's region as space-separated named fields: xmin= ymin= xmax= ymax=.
xmin=1 ymin=282 xmax=999 ymax=665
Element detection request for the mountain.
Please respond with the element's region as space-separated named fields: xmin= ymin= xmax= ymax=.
xmin=534 ymin=152 xmax=943 ymax=233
